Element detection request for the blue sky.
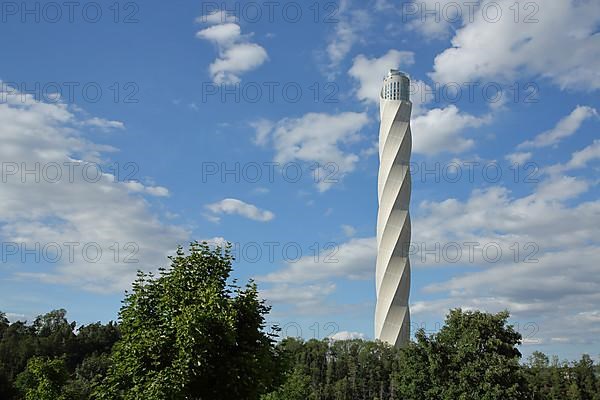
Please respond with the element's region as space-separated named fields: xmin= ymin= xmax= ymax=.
xmin=0 ymin=0 xmax=599 ymax=360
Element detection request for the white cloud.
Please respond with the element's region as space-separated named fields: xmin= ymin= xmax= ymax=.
xmin=324 ymin=0 xmax=371 ymax=74
xmin=403 ymin=0 xmax=466 ymax=40
xmin=200 ymin=236 xmax=229 ymax=248
xmin=204 ymin=198 xmax=274 ymax=222
xmin=260 ymin=283 xmax=337 ymax=314
xmin=195 ymin=10 xmax=237 ymax=25
xmin=82 ymin=117 xmax=125 ymax=131
xmin=123 ymin=181 xmax=170 ymax=197
xmin=258 ymin=252 xmax=376 ymax=316
xmin=347 ymin=51 xmax=489 ymax=156
xmin=348 ymin=50 xmax=435 ymax=118
xmin=196 ymin=23 xmax=242 ymax=47
xmin=259 ymin=237 xmax=376 ymax=284
xmin=412 ymin=105 xmax=490 ymax=156
xmin=518 ymin=106 xmax=597 ymax=149
xmin=252 ymin=186 xmax=270 ymax=195
xmin=341 ymin=224 xmax=356 ymax=237
xmin=348 ymin=50 xmax=415 ymax=104
xmin=208 ymin=43 xmax=268 ymax=84
xmin=430 ymin=0 xmax=600 ymax=91
xmin=196 ymin=15 xmax=268 ymax=83
xmin=566 ymin=140 xmax=600 ymax=170
xmin=252 ymin=112 xmax=369 ymax=191
xmin=505 ymin=152 xmax=532 ymax=165
xmin=410 ymin=157 xmax=600 ymax=345
xmin=329 ymin=331 xmax=366 ymax=340
xmin=144 ymin=185 xmax=170 ymax=197
xmin=545 ymin=140 xmax=600 ymax=176
xmin=0 ymin=88 xmax=188 ymax=293
xmin=251 ymin=118 xmax=274 ymax=146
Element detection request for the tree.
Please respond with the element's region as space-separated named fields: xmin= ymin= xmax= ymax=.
xmin=95 ymin=242 xmax=280 ymax=400
xmin=0 ymin=320 xmax=37 ymax=399
xmin=525 ymin=351 xmax=552 ymax=399
xmin=393 ymin=329 xmax=445 ymax=400
xmin=261 ymin=367 xmax=311 ymax=400
xmin=32 ymin=309 xmax=77 ymax=361
xmin=393 ymin=309 xmax=527 ymax=400
xmin=573 ymin=354 xmax=599 ymax=400
xmin=0 ymin=312 xmax=9 ymax=334
xmin=14 ymin=356 xmax=69 ymax=400
xmin=264 ymin=338 xmax=399 ymax=400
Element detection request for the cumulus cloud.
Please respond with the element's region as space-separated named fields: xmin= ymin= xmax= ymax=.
xmin=429 ymin=0 xmax=600 ymax=91
xmin=195 ymin=10 xmax=237 ymax=25
xmin=123 ymin=181 xmax=170 ymax=197
xmin=518 ymin=106 xmax=597 ymax=149
xmin=260 ymin=283 xmax=337 ymax=315
xmin=348 ymin=50 xmax=415 ymax=104
xmin=259 ymin=237 xmax=376 ymax=284
xmin=196 ymin=12 xmax=268 ymax=83
xmin=403 ymin=0 xmax=468 ymax=40
xmin=329 ymin=331 xmax=366 ymax=340
xmin=545 ymin=140 xmax=600 ymax=176
xmin=204 ymin=198 xmax=274 ymax=222
xmin=257 ymin=237 xmax=376 ymax=315
xmin=348 ymin=51 xmax=489 ymax=155
xmin=0 ymin=87 xmax=188 ymax=293
xmin=196 ymin=23 xmax=242 ymax=46
xmin=412 ymin=105 xmax=490 ymax=156
xmin=505 ymin=152 xmax=532 ymax=165
xmin=409 ymin=150 xmax=600 ymax=345
xmin=325 ymin=0 xmax=371 ymax=73
xmin=252 ymin=112 xmax=370 ymax=191
xmin=341 ymin=224 xmax=356 ymax=237
xmin=82 ymin=117 xmax=125 ymax=131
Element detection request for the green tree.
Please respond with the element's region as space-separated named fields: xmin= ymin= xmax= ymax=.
xmin=95 ymin=242 xmax=280 ymax=400
xmin=261 ymin=367 xmax=311 ymax=400
xmin=393 ymin=309 xmax=527 ymax=400
xmin=0 ymin=312 xmax=9 ymax=333
xmin=0 ymin=320 xmax=37 ymax=399
xmin=525 ymin=351 xmax=552 ymax=399
xmin=14 ymin=356 xmax=69 ymax=400
xmin=573 ymin=354 xmax=599 ymax=400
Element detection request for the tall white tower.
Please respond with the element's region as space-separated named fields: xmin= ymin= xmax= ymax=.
xmin=375 ymin=69 xmax=412 ymax=347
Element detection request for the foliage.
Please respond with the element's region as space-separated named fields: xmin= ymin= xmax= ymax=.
xmin=0 ymin=310 xmax=120 ymax=400
xmin=94 ymin=241 xmax=280 ymax=400
xmin=14 ymin=356 xmax=69 ymax=400
xmin=394 ymin=309 xmax=527 ymax=400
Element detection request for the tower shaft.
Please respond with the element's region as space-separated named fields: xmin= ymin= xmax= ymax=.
xmin=375 ymin=70 xmax=412 ymax=347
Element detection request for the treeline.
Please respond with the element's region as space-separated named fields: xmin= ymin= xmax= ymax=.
xmin=266 ymin=336 xmax=600 ymax=400
xmin=0 ymin=243 xmax=598 ymax=399
xmin=0 ymin=310 xmax=119 ymax=399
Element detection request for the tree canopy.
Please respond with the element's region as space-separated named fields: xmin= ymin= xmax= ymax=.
xmin=95 ymin=242 xmax=280 ymax=400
